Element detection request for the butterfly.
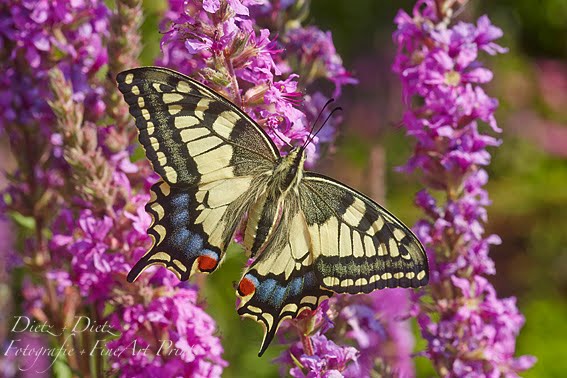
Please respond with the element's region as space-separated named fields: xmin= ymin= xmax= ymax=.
xmin=116 ymin=67 xmax=429 ymax=356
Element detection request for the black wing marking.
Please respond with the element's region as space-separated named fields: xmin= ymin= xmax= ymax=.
xmin=128 ymin=181 xmax=222 ymax=281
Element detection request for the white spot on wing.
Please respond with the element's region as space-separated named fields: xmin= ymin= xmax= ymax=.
xmin=156 ymin=151 xmax=167 ymax=166
xmin=164 ymin=166 xmax=178 ymax=183
xmin=302 ymin=296 xmax=317 ymax=305
xmin=372 ymin=217 xmax=385 ymax=232
xmin=206 ymin=176 xmax=252 ymax=208
xmin=163 ymin=93 xmax=184 ymax=103
xmin=364 ymin=236 xmax=376 ymax=257
xmin=159 ymin=182 xmax=170 ymax=196
xmin=148 ymin=137 xmax=159 ymax=148
xmin=177 ymin=80 xmax=191 ymax=93
xmin=290 ymin=213 xmax=310 ymax=260
xmin=369 ymin=274 xmax=381 ymax=284
xmin=180 ymin=127 xmax=208 ymax=142
xmin=339 ymin=223 xmax=351 ymax=257
xmin=124 ymin=73 xmax=134 ymax=84
xmin=352 ymin=232 xmax=364 ymax=258
xmin=187 ymin=136 xmax=223 ymax=156
xmin=193 ymin=145 xmax=232 ymax=174
xmin=393 ymin=228 xmax=406 ymax=241
xmin=213 ymin=111 xmax=240 ymax=138
xmin=194 ymin=98 xmax=211 ymax=120
xmin=149 ymin=251 xmax=171 ymax=261
xmin=153 ymin=225 xmax=167 ymax=241
xmin=340 ymin=279 xmax=354 ymax=287
xmin=146 ymin=121 xmax=155 ymax=135
xmin=343 ymin=201 xmax=363 ymax=227
xmin=175 ymin=116 xmax=200 ymax=129
xmin=169 ymin=104 xmax=182 ymax=115
xmin=389 ymin=238 xmax=400 ymax=258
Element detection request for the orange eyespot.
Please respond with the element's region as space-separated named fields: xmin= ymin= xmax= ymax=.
xmin=238 ymin=277 xmax=256 ymax=296
xmin=197 ymin=255 xmax=217 ymax=271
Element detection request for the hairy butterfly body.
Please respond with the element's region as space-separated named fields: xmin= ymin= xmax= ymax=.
xmin=117 ymin=67 xmax=429 ymax=356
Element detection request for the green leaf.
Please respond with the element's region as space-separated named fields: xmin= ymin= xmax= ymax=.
xmin=10 ymin=212 xmax=36 ymax=230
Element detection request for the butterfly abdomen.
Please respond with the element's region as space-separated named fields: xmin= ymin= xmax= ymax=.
xmin=244 ymin=193 xmax=285 ymax=258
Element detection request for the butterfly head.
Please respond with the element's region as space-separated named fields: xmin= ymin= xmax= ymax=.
xmin=273 ymin=147 xmax=306 ymax=194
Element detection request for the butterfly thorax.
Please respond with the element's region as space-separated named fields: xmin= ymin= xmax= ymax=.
xmin=270 ymin=147 xmax=306 ymax=196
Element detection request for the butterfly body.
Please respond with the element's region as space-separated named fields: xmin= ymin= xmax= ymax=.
xmin=117 ymin=67 xmax=429 ymax=356
xmin=244 ymin=147 xmax=305 ymax=256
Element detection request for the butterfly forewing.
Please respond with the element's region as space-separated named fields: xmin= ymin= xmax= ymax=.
xmin=116 ymin=67 xmax=279 ymax=185
xmin=300 ymin=173 xmax=429 ymax=292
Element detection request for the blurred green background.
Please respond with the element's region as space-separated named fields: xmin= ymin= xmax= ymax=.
xmin=137 ymin=1 xmax=567 ymax=376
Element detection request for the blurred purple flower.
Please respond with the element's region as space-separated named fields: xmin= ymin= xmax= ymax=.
xmin=340 ymin=290 xmax=415 ymax=377
xmin=49 ymin=209 xmax=131 ymax=301
xmin=284 ymin=26 xmax=358 ymax=97
xmin=0 ymin=0 xmax=108 ymax=133
xmin=393 ymin=1 xmax=535 ymax=376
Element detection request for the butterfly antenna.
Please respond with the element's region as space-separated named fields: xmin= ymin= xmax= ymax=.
xmin=303 ymin=106 xmax=343 ymax=150
xmin=267 ymin=124 xmax=293 ymax=148
xmin=302 ymin=98 xmax=335 ymax=150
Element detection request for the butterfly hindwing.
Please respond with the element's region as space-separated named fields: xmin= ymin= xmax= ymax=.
xmin=117 ymin=67 xmax=280 ymax=281
xmin=300 ymin=172 xmax=429 ymax=293
xmin=128 ymin=181 xmax=220 ymax=281
xmin=237 ymin=173 xmax=428 ymax=356
xmin=237 ymin=197 xmax=333 ymax=356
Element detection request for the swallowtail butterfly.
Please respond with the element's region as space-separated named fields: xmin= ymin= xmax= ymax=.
xmin=117 ymin=67 xmax=429 ymax=356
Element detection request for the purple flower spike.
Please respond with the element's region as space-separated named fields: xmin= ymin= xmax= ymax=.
xmin=393 ymin=1 xmax=535 ymax=376
xmin=0 ymin=0 xmax=108 ymax=133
